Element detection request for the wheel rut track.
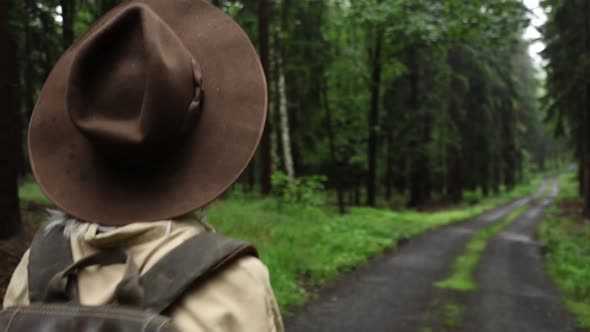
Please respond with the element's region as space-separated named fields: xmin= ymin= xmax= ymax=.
xmin=286 ymin=181 xmax=549 ymax=332
xmin=458 ymin=179 xmax=583 ymax=332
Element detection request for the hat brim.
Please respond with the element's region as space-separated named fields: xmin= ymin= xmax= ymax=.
xmin=28 ymin=0 xmax=267 ymax=225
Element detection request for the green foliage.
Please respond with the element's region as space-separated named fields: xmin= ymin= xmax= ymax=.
xmin=8 ymin=0 xmax=562 ymax=214
xmin=271 ymin=172 xmax=327 ymax=206
xmin=539 ymin=173 xmax=590 ymax=328
xmin=463 ymin=190 xmax=483 ymax=205
xmin=18 ymin=179 xmax=51 ymax=206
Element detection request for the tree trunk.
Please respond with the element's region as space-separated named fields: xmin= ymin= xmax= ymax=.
xmin=0 ymin=0 xmax=23 ymax=238
xmin=247 ymin=159 xmax=256 ymax=192
xmin=24 ymin=0 xmax=35 ymax=122
xmin=13 ymin=45 xmax=27 ymax=177
xmin=407 ymin=46 xmax=427 ymax=208
xmin=276 ymin=39 xmax=295 ymax=182
xmin=482 ymin=177 xmax=489 ymax=197
xmin=491 ymin=153 xmax=501 ymax=194
xmin=395 ymin=161 xmax=406 ymax=193
xmin=322 ymin=78 xmax=346 ymax=214
xmin=258 ymin=0 xmax=272 ymax=195
xmin=500 ymin=97 xmax=517 ymax=191
xmin=422 ymin=112 xmax=433 ymax=201
xmin=99 ymin=0 xmax=119 ymax=15
xmin=271 ymin=26 xmax=295 ymax=183
xmin=584 ymin=0 xmax=590 ymax=220
xmin=577 ymin=125 xmax=584 ymax=196
xmin=366 ymin=2 xmax=384 ymax=206
xmin=448 ymin=151 xmax=463 ymax=202
xmin=447 ymin=45 xmax=463 ymax=203
xmin=269 ymin=37 xmax=279 ymax=176
xmin=61 ymin=0 xmax=75 ymax=49
xmin=385 ymin=133 xmax=393 ymax=201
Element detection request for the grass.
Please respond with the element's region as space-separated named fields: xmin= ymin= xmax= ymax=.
xmin=434 ymin=203 xmax=531 ymax=291
xmin=18 ymin=179 xmax=52 ymax=205
xmin=417 ymin=300 xmax=466 ymax=332
xmin=442 ymin=303 xmax=466 ymax=329
xmin=538 ymin=172 xmax=590 ymax=329
xmin=16 ymin=174 xmax=546 ymax=314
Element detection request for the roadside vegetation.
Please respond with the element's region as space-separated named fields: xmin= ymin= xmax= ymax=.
xmin=435 ymin=203 xmax=532 ymax=291
xmin=539 ymin=173 xmax=590 ymax=328
xmin=209 ymin=176 xmax=545 ymax=312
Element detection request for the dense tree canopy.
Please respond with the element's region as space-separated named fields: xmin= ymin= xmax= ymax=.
xmin=542 ymin=0 xmax=590 ymax=218
xmin=1 ymin=0 xmax=562 ymax=231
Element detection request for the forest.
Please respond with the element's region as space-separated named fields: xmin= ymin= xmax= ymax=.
xmin=5 ymin=0 xmax=590 ymax=327
xmin=0 ymin=0 xmax=581 ymax=239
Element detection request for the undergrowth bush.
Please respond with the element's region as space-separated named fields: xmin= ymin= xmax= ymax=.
xmin=463 ymin=190 xmax=482 ymax=205
xmin=271 ymin=171 xmax=327 ymax=206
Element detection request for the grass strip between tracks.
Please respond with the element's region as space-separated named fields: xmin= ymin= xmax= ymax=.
xmin=434 ymin=203 xmax=532 ymax=291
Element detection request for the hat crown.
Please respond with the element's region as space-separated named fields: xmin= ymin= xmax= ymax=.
xmin=28 ymin=0 xmax=267 ymax=225
xmin=67 ymin=3 xmax=203 ymax=163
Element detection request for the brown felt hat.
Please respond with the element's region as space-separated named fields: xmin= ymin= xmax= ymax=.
xmin=28 ymin=0 xmax=266 ymax=226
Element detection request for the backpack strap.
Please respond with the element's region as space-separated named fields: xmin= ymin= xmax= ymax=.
xmin=28 ymin=223 xmax=74 ymax=303
xmin=140 ymin=231 xmax=258 ymax=314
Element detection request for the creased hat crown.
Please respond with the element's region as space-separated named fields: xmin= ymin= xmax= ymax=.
xmin=67 ymin=4 xmax=204 ymax=163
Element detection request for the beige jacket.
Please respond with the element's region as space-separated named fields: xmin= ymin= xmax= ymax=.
xmin=3 ymin=220 xmax=284 ymax=332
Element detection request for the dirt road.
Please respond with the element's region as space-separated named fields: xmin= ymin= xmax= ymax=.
xmin=286 ymin=181 xmax=558 ymax=332
xmin=458 ymin=180 xmax=580 ymax=332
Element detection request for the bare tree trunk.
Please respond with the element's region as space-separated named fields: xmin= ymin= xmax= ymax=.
xmin=258 ymin=0 xmax=272 ymax=195
xmin=61 ymin=0 xmax=75 ymax=49
xmin=269 ymin=37 xmax=279 ymax=176
xmin=0 ymin=0 xmax=22 ymax=238
xmin=407 ymin=46 xmax=426 ymax=208
xmin=322 ymin=77 xmax=346 ymax=214
xmin=24 ymin=0 xmax=35 ymax=123
xmin=246 ymin=159 xmax=256 ymax=191
xmin=366 ymin=0 xmax=384 ymax=206
xmin=447 ymin=45 xmax=463 ymax=203
xmin=385 ymin=133 xmax=393 ymax=201
xmin=99 ymin=0 xmax=119 ymax=15
xmin=275 ymin=36 xmax=295 ymax=183
xmin=13 ymin=45 xmax=27 ymax=177
xmin=270 ymin=104 xmax=279 ymax=176
xmin=576 ymin=126 xmax=584 ymax=196
xmin=583 ymin=0 xmax=590 ymax=220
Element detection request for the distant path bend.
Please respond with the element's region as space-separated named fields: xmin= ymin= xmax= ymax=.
xmin=286 ymin=181 xmax=549 ymax=332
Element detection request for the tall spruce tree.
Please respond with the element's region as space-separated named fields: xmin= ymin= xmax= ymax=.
xmin=0 ymin=0 xmax=22 ymax=238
